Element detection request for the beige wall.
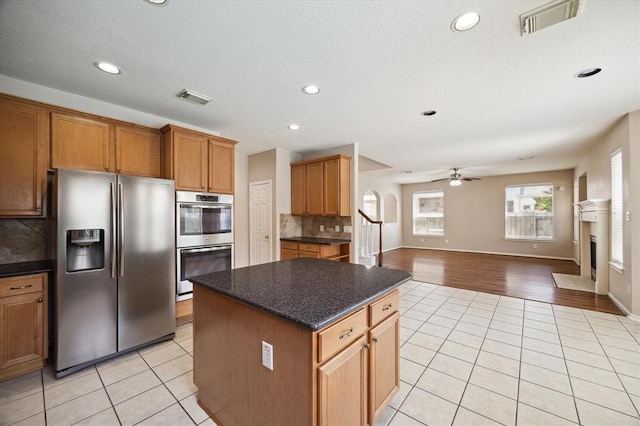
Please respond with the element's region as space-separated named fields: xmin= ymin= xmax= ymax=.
xmin=359 ymin=173 xmax=403 ymax=252
xmin=401 ymin=169 xmax=575 ymax=259
xmin=629 ymin=111 xmax=640 ymax=318
xmin=575 ymin=113 xmax=638 ymax=316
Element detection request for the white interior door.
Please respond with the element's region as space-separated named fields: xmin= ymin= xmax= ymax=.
xmin=249 ymin=180 xmax=272 ymax=265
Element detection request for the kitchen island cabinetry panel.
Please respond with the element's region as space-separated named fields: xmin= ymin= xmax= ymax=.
xmin=0 ymin=273 xmax=48 ymax=380
xmin=0 ymin=96 xmax=48 ymax=217
xmin=192 ymin=258 xmax=410 ymax=425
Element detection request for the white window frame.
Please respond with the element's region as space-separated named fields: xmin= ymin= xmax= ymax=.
xmin=610 ymin=148 xmax=623 ymax=267
xmin=505 ymin=183 xmax=554 ymax=241
xmin=412 ymin=191 xmax=444 ymax=236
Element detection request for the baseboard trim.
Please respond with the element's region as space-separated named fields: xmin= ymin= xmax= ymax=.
xmin=607 ymin=292 xmax=639 ymax=322
xmin=399 ymin=246 xmax=575 ymax=262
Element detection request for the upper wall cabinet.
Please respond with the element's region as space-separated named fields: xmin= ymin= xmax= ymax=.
xmin=51 ymin=113 xmax=162 ymax=177
xmin=51 ymin=113 xmax=113 ymax=172
xmin=0 ymin=96 xmax=49 ymax=217
xmin=291 ymin=155 xmax=351 ymax=216
xmin=114 ymin=125 xmax=162 ymax=177
xmin=161 ymin=125 xmax=237 ymax=194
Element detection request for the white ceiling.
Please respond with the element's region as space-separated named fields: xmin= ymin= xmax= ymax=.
xmin=1 ymin=0 xmax=639 ymax=183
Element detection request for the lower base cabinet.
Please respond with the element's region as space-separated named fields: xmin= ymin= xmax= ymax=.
xmin=194 ymin=286 xmax=399 ymax=425
xmin=0 ymin=273 xmax=48 ymax=380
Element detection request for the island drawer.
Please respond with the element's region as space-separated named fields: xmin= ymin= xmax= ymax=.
xmin=317 ymin=307 xmax=367 ymax=363
xmin=281 ymin=241 xmax=298 ymax=250
xmin=299 ymin=243 xmax=320 ymax=253
xmin=369 ymin=290 xmax=399 ymax=326
xmin=0 ymin=274 xmax=45 ymax=298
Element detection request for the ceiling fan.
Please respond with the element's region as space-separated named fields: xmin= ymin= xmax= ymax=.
xmin=431 ymin=168 xmax=481 ymax=186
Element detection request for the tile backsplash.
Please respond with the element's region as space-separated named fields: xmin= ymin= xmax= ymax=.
xmin=280 ymin=214 xmax=352 ymax=240
xmin=0 ymin=218 xmax=48 ymax=264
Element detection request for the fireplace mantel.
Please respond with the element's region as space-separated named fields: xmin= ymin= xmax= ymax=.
xmin=578 ymin=199 xmax=610 ymax=294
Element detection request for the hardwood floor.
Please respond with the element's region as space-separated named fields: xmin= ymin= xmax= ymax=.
xmin=383 ymin=248 xmax=624 ymax=315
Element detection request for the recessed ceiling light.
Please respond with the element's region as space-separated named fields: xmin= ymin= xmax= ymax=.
xmin=288 ymin=124 xmax=300 ymax=130
xmin=143 ymin=0 xmax=168 ymax=5
xmin=400 ymin=170 xmax=413 ymax=175
xmin=421 ymin=111 xmax=436 ymax=116
xmin=575 ymin=68 xmax=602 ymax=78
xmin=94 ymin=62 xmax=122 ymax=75
xmin=302 ymin=85 xmax=320 ymax=95
xmin=451 ymin=12 xmax=480 ymax=32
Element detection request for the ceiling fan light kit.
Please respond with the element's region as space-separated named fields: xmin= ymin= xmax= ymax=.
xmin=431 ymin=168 xmax=481 ymax=186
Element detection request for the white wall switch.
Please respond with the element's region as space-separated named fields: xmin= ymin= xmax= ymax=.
xmin=320 ymin=225 xmax=325 ymax=232
xmin=343 ymin=225 xmax=352 ymax=233
xmin=335 ymin=225 xmax=340 ymax=232
xmin=262 ymin=341 xmax=274 ymax=370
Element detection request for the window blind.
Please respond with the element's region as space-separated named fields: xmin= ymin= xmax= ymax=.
xmin=611 ymin=148 xmax=623 ymax=265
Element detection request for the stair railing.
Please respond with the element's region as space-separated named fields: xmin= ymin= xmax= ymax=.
xmin=358 ymin=209 xmax=383 ymax=267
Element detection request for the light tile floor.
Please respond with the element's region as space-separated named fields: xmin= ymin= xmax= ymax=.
xmin=552 ymin=273 xmax=596 ymax=293
xmin=1 ymin=280 xmax=639 ymax=425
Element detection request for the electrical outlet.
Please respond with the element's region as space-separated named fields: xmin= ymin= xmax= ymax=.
xmin=628 ymin=283 xmax=632 ymax=294
xmin=626 ymin=211 xmax=631 ymax=221
xmin=320 ymin=225 xmax=324 ymax=232
xmin=262 ymin=341 xmax=273 ymax=370
xmin=445 ymin=240 xmax=448 ymax=243
xmin=533 ymin=244 xmax=537 ymax=249
xmin=335 ymin=225 xmax=340 ymax=232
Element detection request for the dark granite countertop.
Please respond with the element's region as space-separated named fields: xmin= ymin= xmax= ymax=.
xmin=190 ymin=258 xmax=411 ymax=331
xmin=0 ymin=260 xmax=53 ymax=278
xmin=280 ymin=236 xmax=351 ymax=245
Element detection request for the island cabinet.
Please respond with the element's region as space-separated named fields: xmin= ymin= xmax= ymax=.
xmin=0 ymin=273 xmax=48 ymax=380
xmin=291 ymin=155 xmax=351 ymax=216
xmin=192 ymin=259 xmax=408 ymax=426
xmin=0 ymin=96 xmax=49 ymax=217
xmin=161 ymin=125 xmax=237 ymax=194
xmin=51 ymin=112 xmax=162 ymax=177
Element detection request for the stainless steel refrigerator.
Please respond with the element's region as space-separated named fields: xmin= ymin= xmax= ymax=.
xmin=50 ymin=169 xmax=176 ymax=376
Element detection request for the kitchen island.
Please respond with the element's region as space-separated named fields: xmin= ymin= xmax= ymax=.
xmin=191 ymin=258 xmax=411 ymax=426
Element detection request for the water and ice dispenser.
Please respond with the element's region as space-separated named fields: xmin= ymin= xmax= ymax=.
xmin=66 ymin=229 xmax=105 ymax=272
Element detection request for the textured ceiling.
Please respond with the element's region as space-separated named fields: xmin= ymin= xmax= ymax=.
xmin=1 ymin=0 xmax=639 ymax=183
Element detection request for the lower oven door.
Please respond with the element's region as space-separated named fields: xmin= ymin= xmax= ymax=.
xmin=176 ymin=244 xmax=233 ymax=301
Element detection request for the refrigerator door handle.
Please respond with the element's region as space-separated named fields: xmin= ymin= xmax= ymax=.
xmin=119 ymin=182 xmax=125 ymax=277
xmin=111 ymin=182 xmax=117 ymax=278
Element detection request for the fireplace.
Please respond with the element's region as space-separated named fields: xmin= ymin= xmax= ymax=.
xmin=590 ymin=235 xmax=596 ymax=281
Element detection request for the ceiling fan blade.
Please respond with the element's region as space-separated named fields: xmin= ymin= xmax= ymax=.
xmin=430 ymin=177 xmax=451 ymax=182
xmin=461 ymin=177 xmax=481 ymax=181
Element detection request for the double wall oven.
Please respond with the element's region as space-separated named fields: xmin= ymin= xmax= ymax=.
xmin=176 ymin=191 xmax=233 ymax=301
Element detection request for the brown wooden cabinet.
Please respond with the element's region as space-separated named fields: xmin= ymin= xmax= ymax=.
xmin=0 ymin=96 xmax=48 ymax=217
xmin=161 ymin=125 xmax=237 ymax=194
xmin=280 ymin=240 xmax=350 ymax=262
xmin=115 ymin=125 xmax=162 ymax=177
xmin=291 ymin=155 xmax=351 ymax=216
xmin=51 ymin=112 xmax=113 ymax=172
xmin=0 ymin=273 xmax=48 ymax=380
xmin=368 ymin=312 xmax=399 ymax=421
xmin=52 ymin=113 xmax=163 ymax=177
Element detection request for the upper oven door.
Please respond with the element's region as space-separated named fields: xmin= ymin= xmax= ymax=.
xmin=176 ymin=192 xmax=233 ymax=247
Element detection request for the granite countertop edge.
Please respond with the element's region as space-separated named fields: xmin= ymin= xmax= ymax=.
xmin=191 ymin=258 xmax=412 ymax=331
xmin=0 ymin=260 xmax=53 ymax=278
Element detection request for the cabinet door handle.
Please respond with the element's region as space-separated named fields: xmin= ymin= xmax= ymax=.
xmin=382 ymin=303 xmax=393 ymax=311
xmin=363 ymin=343 xmax=370 ymax=349
xmin=339 ymin=327 xmax=354 ymax=339
xmin=37 ymin=298 xmax=43 ymax=303
xmin=372 ymin=337 xmax=378 ymax=343
xmin=10 ymin=285 xmax=33 ymax=290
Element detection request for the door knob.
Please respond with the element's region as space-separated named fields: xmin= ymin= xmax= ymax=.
xmin=264 ymin=235 xmax=269 ymax=239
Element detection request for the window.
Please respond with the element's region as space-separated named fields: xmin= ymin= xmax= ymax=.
xmin=505 ymin=184 xmax=554 ymax=240
xmin=611 ymin=148 xmax=623 ymax=265
xmin=413 ymin=191 xmax=444 ymax=236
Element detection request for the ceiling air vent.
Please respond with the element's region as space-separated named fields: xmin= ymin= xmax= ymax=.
xmin=177 ymin=89 xmax=212 ymax=106
xmin=520 ymin=0 xmax=581 ymax=35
